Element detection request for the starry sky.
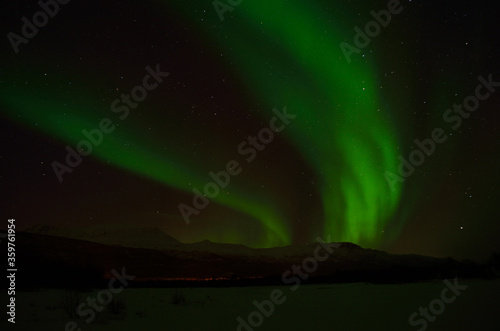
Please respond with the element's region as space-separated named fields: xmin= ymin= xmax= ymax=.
xmin=1 ymin=0 xmax=499 ymax=261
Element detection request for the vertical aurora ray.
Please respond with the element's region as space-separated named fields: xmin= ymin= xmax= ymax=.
xmin=164 ymin=0 xmax=404 ymax=247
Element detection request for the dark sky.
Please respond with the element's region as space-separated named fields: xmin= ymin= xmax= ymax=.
xmin=1 ymin=0 xmax=499 ymax=261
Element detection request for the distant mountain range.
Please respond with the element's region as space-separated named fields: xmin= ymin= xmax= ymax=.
xmin=4 ymin=224 xmax=495 ymax=289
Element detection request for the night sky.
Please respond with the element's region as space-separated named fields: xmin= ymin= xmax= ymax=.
xmin=1 ymin=0 xmax=499 ymax=261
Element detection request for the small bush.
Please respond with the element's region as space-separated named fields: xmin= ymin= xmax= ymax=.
xmin=171 ymin=289 xmax=186 ymax=305
xmin=58 ymin=290 xmax=84 ymax=319
xmin=108 ymin=297 xmax=127 ymax=319
xmin=136 ymin=310 xmax=148 ymax=318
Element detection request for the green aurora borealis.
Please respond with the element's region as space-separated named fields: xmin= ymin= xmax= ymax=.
xmin=170 ymin=0 xmax=405 ymax=247
xmin=2 ymin=0 xmax=499 ymax=259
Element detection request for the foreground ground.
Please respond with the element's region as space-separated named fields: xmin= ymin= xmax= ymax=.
xmin=4 ymin=279 xmax=499 ymax=330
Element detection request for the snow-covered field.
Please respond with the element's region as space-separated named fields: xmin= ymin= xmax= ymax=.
xmin=8 ymin=279 xmax=499 ymax=331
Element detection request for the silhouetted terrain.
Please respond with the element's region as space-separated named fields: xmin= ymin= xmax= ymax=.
xmin=3 ymin=226 xmax=496 ymax=290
